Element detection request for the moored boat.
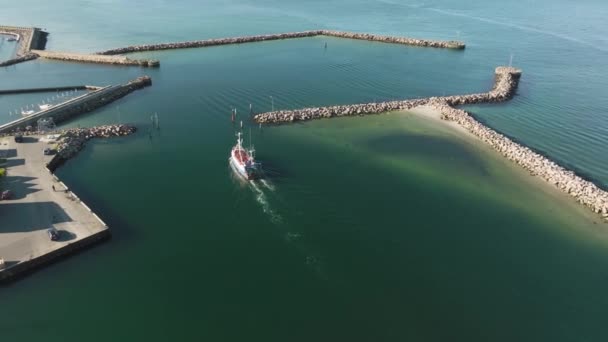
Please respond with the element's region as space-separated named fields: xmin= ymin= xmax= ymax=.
xmin=229 ymin=131 xmax=262 ymax=180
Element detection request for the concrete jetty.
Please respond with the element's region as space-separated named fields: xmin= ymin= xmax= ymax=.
xmin=0 ymin=85 xmax=100 ymax=95
xmin=96 ymin=29 xmax=465 ymax=55
xmin=31 ymin=50 xmax=160 ymax=67
xmin=0 ymin=125 xmax=136 ymax=283
xmin=0 ymin=76 xmax=152 ymax=134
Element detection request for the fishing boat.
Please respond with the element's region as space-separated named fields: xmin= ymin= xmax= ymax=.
xmin=39 ymin=104 xmax=52 ymax=111
xmin=229 ymin=131 xmax=262 ymax=180
xmin=21 ymin=108 xmax=35 ymax=116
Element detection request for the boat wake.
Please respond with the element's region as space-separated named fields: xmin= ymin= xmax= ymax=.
xmin=250 ymin=180 xmax=283 ymax=224
xmin=258 ymin=178 xmax=275 ymax=192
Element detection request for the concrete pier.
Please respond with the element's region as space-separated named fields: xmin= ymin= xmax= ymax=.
xmin=0 ymin=76 xmax=152 ymax=134
xmin=0 ymin=134 xmax=108 ymax=283
xmin=0 ymin=85 xmax=97 ymax=95
xmin=31 ymin=50 xmax=160 ymax=67
xmin=96 ymin=30 xmax=465 ymax=55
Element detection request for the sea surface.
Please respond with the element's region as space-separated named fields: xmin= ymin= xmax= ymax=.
xmin=1 ymin=1 xmax=608 ymax=341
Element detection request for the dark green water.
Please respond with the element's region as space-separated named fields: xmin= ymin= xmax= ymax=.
xmin=1 ymin=1 xmax=608 ymax=341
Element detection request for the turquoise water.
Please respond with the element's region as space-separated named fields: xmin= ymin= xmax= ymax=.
xmin=0 ymin=35 xmax=18 ymax=61
xmin=1 ymin=1 xmax=608 ymax=341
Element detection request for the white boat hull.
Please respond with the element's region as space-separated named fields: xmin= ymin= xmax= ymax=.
xmin=229 ymin=156 xmax=250 ymax=180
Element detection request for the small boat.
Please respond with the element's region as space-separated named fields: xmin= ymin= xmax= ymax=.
xmin=229 ymin=131 xmax=262 ymax=180
xmin=7 ymin=37 xmax=16 ymax=42
xmin=39 ymin=104 xmax=52 ymax=111
xmin=21 ymin=109 xmax=35 ymax=116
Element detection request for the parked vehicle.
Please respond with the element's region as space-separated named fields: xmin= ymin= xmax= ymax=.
xmin=47 ymin=227 xmax=60 ymax=241
xmin=14 ymin=134 xmax=23 ymax=143
xmin=1 ymin=190 xmax=12 ymax=200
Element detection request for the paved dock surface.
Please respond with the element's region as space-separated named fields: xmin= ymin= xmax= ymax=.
xmin=0 ymin=135 xmax=107 ymax=276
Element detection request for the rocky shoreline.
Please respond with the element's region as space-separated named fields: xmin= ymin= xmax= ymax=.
xmin=429 ymin=101 xmax=608 ymax=220
xmin=46 ymin=125 xmax=137 ymax=172
xmin=96 ymin=30 xmax=464 ymax=55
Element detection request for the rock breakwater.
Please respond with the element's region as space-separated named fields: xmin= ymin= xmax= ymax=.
xmin=0 ymin=53 xmax=38 ymax=67
xmin=254 ymin=67 xmax=521 ymax=124
xmin=96 ymin=30 xmax=464 ymax=55
xmin=32 ymin=50 xmax=159 ymax=67
xmin=429 ymin=101 xmax=608 ymax=219
xmin=321 ymin=30 xmax=464 ymax=49
xmin=47 ymin=125 xmax=137 ymax=172
xmin=254 ymin=66 xmax=607 ymax=221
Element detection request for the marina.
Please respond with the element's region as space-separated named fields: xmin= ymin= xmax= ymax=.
xmin=0 ymin=76 xmax=151 ymax=134
xmin=1 ymin=1 xmax=608 ymax=340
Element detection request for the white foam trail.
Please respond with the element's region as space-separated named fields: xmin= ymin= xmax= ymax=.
xmin=250 ymin=181 xmax=283 ymax=224
xmin=259 ymin=179 xmax=275 ymax=192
